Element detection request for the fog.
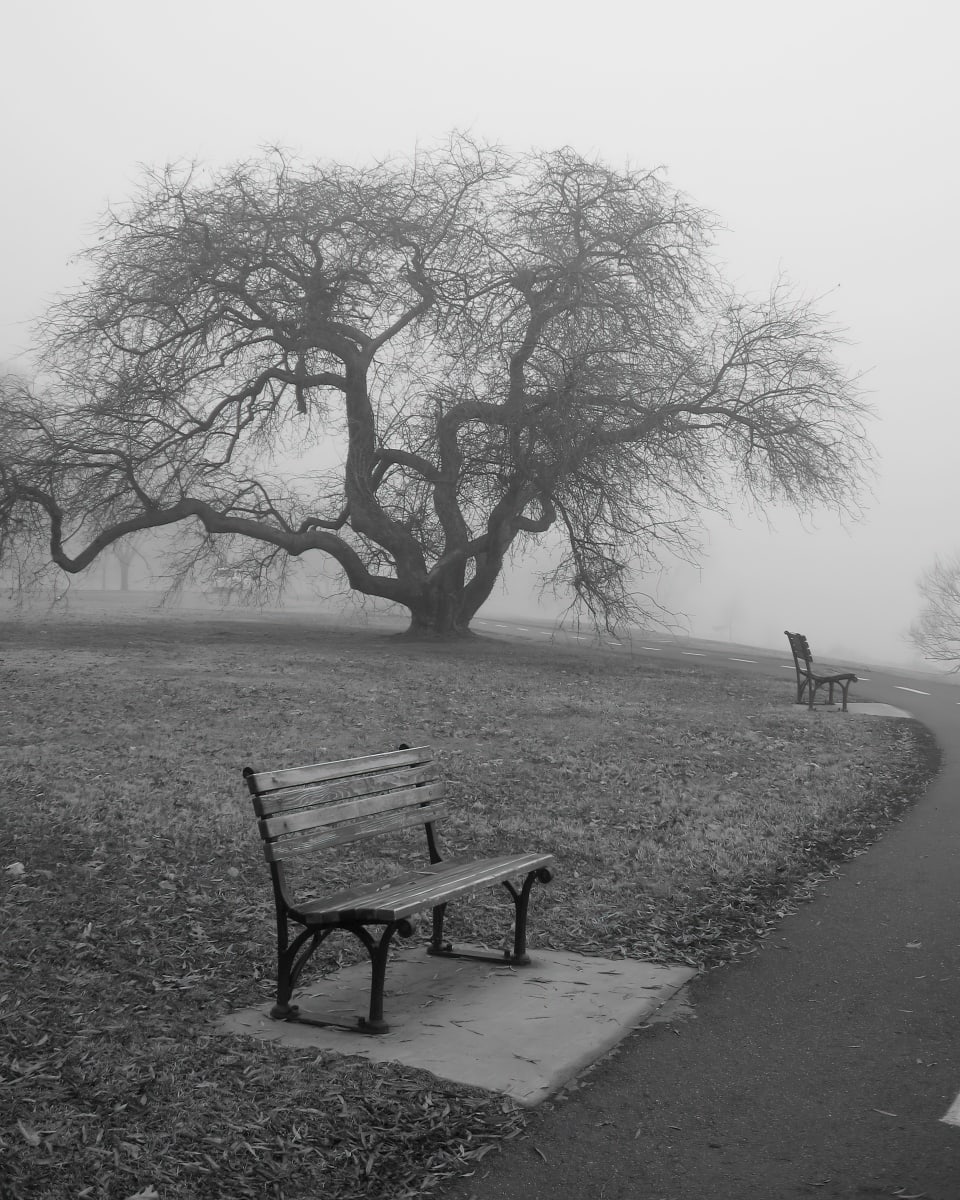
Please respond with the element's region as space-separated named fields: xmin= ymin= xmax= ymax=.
xmin=2 ymin=0 xmax=956 ymax=668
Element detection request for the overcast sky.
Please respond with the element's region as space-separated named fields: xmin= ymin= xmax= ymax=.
xmin=2 ymin=0 xmax=957 ymax=666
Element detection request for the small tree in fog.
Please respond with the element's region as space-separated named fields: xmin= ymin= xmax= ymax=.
xmin=911 ymin=555 xmax=960 ymax=669
xmin=0 ymin=138 xmax=872 ymax=636
xmin=112 ymin=536 xmax=149 ymax=591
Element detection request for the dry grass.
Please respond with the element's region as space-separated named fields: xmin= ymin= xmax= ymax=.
xmin=0 ymin=603 xmax=938 ymax=1199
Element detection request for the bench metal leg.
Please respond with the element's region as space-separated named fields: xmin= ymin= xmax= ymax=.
xmin=804 ymin=677 xmax=854 ymax=712
xmin=271 ymin=922 xmax=333 ymax=1021
xmin=502 ymin=867 xmax=555 ymax=963
xmin=426 ymin=868 xmax=555 ymax=966
xmin=428 ymin=902 xmax=452 ymax=956
xmin=271 ymin=917 xmax=414 ymax=1034
xmin=350 ymin=919 xmax=414 ymax=1035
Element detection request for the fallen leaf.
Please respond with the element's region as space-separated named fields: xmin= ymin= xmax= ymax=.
xmin=17 ymin=1119 xmax=41 ymax=1146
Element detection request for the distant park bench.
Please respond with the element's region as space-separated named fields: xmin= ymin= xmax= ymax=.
xmin=244 ymin=744 xmax=555 ymax=1034
xmin=784 ymin=631 xmax=858 ymax=712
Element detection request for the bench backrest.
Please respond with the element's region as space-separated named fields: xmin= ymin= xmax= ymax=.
xmin=243 ymin=745 xmax=445 ymax=865
xmin=784 ymin=630 xmax=814 ymax=669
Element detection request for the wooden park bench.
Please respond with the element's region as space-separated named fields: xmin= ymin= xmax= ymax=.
xmin=784 ymin=631 xmax=858 ymax=712
xmin=244 ymin=744 xmax=555 ymax=1034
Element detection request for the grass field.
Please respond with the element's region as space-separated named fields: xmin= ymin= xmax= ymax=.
xmin=0 ymin=601 xmax=940 ymax=1199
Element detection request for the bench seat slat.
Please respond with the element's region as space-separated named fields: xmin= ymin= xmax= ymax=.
xmin=252 ymin=762 xmax=441 ymax=818
xmin=246 ymin=746 xmax=433 ymax=795
xmin=293 ymin=851 xmax=555 ymax=924
xmin=262 ymin=802 xmax=449 ymax=861
xmin=260 ymin=781 xmax=445 ymax=839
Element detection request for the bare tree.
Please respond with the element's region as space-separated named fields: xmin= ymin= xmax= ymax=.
xmin=0 ymin=138 xmax=872 ymax=636
xmin=911 ymin=555 xmax=960 ymax=669
xmin=111 ymin=536 xmax=150 ymax=591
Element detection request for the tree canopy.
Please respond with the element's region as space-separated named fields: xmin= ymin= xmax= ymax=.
xmin=0 ymin=137 xmax=872 ymax=634
xmin=911 ymin=555 xmax=960 ymax=669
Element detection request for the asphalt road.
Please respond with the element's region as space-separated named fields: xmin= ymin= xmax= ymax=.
xmin=445 ymin=621 xmax=960 ymax=1200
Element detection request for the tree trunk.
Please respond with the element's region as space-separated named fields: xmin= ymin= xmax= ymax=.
xmin=405 ymin=582 xmax=477 ymax=638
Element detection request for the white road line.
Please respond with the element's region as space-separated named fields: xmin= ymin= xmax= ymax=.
xmin=682 ymin=651 xmax=707 ymax=657
xmin=641 ymin=646 xmax=661 ymax=651
xmin=941 ymin=1090 xmax=960 ymax=1127
xmin=780 ymin=664 xmax=794 ymax=669
xmin=729 ymin=657 xmax=757 ymax=663
xmin=606 ymin=641 xmax=623 ymax=647
xmin=895 ymin=685 xmax=930 ymax=696
xmin=514 ymin=627 xmax=528 ymax=631
xmin=858 ymin=676 xmax=871 ymax=682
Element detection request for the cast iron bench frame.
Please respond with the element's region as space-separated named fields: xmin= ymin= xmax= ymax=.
xmin=244 ymin=744 xmax=555 ymax=1034
xmin=785 ymin=630 xmax=858 ymax=712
